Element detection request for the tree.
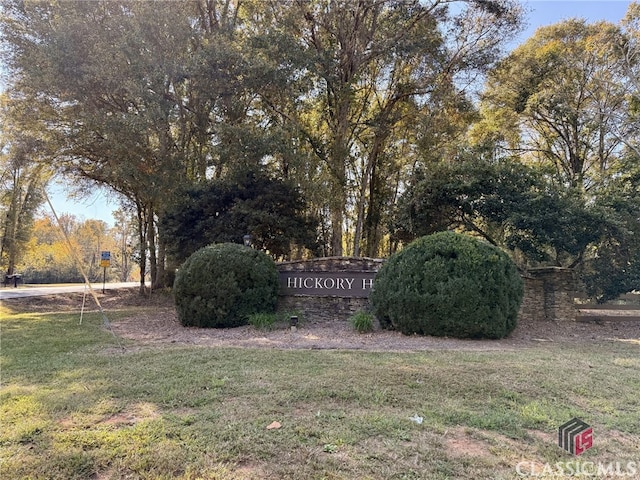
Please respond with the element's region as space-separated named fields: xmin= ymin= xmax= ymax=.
xmin=477 ymin=19 xmax=629 ymax=189
xmin=0 ymin=97 xmax=52 ymax=277
xmin=465 ymin=13 xmax=640 ymax=298
xmin=75 ymin=219 xmax=112 ymax=281
xmin=614 ymin=2 xmax=640 ymax=157
xmin=111 ymin=208 xmax=136 ymax=283
xmin=160 ymin=168 xmax=319 ymax=265
xmin=1 ymin=0 xmax=523 ymax=271
xmin=17 ymin=214 xmax=120 ymax=283
xmin=393 ymin=153 xmax=609 ymax=268
xmin=0 ymin=0 xmax=262 ymax=290
xmin=257 ymin=0 xmax=524 ymax=256
xmin=392 ymin=154 xmax=530 ymax=245
xmin=18 ymin=217 xmax=79 ymax=283
xmin=578 ymin=156 xmax=640 ymax=302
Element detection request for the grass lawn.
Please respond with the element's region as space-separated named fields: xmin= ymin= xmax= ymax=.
xmin=1 ymin=300 xmax=638 ymax=479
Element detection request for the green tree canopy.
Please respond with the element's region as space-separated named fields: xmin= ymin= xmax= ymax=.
xmin=0 ymin=96 xmax=52 ymax=276
xmin=475 ymin=18 xmax=629 ymax=189
xmin=462 ymin=10 xmax=640 ymax=298
xmin=392 ymin=154 xmax=608 ymax=268
xmin=160 ymin=168 xmax=319 ymax=264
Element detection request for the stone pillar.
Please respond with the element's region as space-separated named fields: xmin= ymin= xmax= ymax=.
xmin=519 ymin=267 xmax=577 ymax=322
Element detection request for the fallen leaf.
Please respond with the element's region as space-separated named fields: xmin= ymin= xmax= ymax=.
xmin=266 ymin=421 xmax=281 ymax=430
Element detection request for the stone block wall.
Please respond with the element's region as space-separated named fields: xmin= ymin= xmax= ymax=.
xmin=276 ymin=257 xmax=383 ymax=322
xmin=277 ymin=258 xmax=577 ymax=323
xmin=519 ymin=267 xmax=577 ymax=322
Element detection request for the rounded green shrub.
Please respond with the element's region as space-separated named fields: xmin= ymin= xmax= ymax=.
xmin=371 ymin=231 xmax=523 ymax=339
xmin=173 ymin=243 xmax=279 ymax=328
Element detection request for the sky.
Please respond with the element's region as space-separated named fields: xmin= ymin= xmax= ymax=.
xmin=46 ymin=179 xmax=123 ymax=226
xmin=518 ymin=0 xmax=632 ymax=42
xmin=46 ymin=0 xmax=635 ymax=226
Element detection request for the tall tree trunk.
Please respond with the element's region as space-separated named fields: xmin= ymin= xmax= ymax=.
xmin=147 ymin=205 xmax=158 ymax=290
xmin=120 ymin=229 xmax=129 ymax=282
xmin=330 ymin=177 xmax=345 ymax=257
xmin=354 ymin=133 xmax=386 ymax=257
xmin=157 ymin=229 xmax=166 ymax=289
xmin=364 ymin=160 xmax=384 ymax=258
xmin=136 ymin=201 xmax=147 ymax=295
xmin=328 ymin=87 xmax=351 ymax=257
xmin=2 ymin=165 xmax=45 ymax=275
xmin=3 ymin=172 xmax=21 ymax=275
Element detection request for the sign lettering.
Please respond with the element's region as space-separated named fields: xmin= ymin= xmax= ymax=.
xmin=279 ymin=271 xmax=376 ymax=298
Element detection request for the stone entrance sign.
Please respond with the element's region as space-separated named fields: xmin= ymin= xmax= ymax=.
xmin=276 ymin=257 xmax=383 ymax=321
xmin=277 ymin=257 xmax=576 ymax=323
xmin=279 ymin=271 xmax=376 ymax=297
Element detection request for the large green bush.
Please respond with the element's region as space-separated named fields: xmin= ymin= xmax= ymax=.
xmin=173 ymin=243 xmax=279 ymax=328
xmin=371 ymin=231 xmax=523 ymax=339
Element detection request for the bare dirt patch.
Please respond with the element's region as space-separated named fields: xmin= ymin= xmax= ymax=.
xmin=4 ymin=288 xmax=640 ymax=351
xmin=443 ymin=428 xmax=495 ymax=459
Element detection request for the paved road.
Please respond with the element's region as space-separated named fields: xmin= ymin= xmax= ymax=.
xmin=0 ymin=282 xmax=139 ymax=299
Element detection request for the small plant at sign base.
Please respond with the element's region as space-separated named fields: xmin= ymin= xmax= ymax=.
xmin=249 ymin=312 xmax=279 ymax=330
xmin=350 ymin=311 xmax=374 ymax=333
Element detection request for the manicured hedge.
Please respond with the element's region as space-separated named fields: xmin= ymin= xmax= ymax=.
xmin=371 ymin=231 xmax=523 ymax=339
xmin=173 ymin=243 xmax=279 ymax=328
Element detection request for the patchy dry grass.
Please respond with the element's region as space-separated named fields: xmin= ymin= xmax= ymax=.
xmin=1 ymin=299 xmax=638 ymax=479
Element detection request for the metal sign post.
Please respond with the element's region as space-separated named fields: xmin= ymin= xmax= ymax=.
xmin=100 ymin=251 xmax=111 ymax=293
